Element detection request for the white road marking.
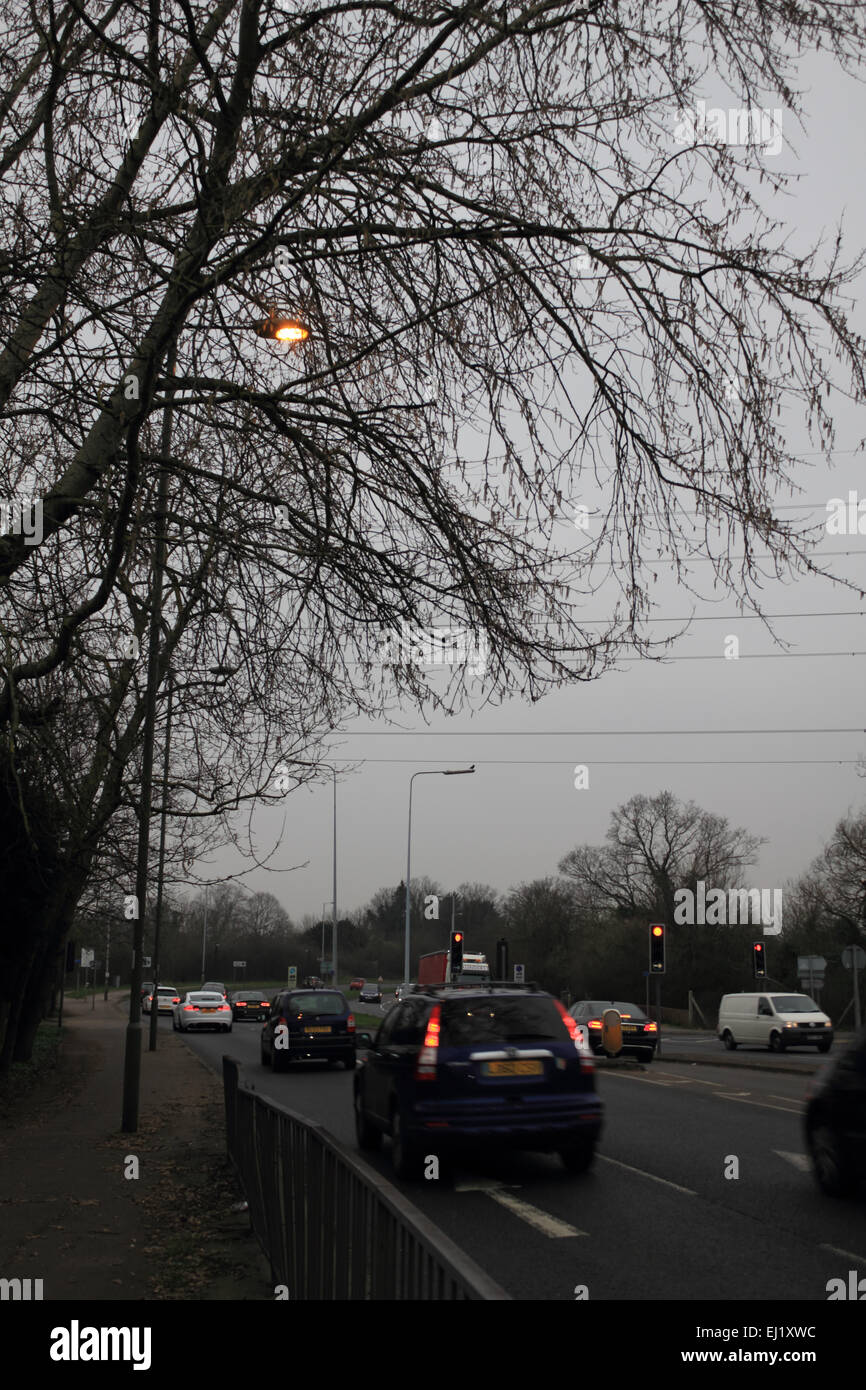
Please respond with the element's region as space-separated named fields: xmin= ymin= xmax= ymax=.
xmin=487 ymin=1190 xmax=586 ymax=1238
xmin=454 ymin=1178 xmax=586 ymax=1238
xmin=598 ymin=1154 xmax=697 ymax=1196
xmin=820 ymin=1244 xmax=866 ymax=1267
xmin=773 ymin=1150 xmax=811 ymax=1172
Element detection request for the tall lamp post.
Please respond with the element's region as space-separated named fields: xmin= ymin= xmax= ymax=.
xmin=404 ymin=767 xmax=475 ymax=985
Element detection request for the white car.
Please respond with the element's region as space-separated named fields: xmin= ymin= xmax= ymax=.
xmin=144 ymin=985 xmax=180 ymax=1014
xmin=173 ymin=991 xmax=233 ymax=1032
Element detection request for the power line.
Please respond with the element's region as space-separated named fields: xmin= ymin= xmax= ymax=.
xmin=333 ymin=726 xmax=864 ymax=736
xmin=330 ymin=757 xmax=860 ymax=766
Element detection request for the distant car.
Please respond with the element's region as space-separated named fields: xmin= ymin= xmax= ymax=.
xmin=230 ymin=990 xmax=270 ymax=1021
xmin=354 ymin=983 xmax=602 ymax=1178
xmin=260 ymin=989 xmax=355 ymax=1071
xmin=394 ymin=983 xmax=413 ymax=1003
xmin=568 ymin=1000 xmax=659 ymax=1061
xmin=804 ymin=1027 xmax=866 ymax=1197
xmin=140 ymin=980 xmax=154 ymax=1001
xmin=349 ymin=979 xmax=365 ymax=992
xmin=359 ymin=982 xmax=382 ymax=1004
xmin=174 ymin=991 xmax=233 ymax=1033
xmin=201 ymin=981 xmax=227 ymax=998
xmin=144 ymin=986 xmax=180 ymax=1015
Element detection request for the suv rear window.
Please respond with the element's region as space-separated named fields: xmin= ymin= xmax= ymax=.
xmin=439 ymin=996 xmax=570 ymax=1046
xmin=287 ymin=992 xmax=347 ymax=1015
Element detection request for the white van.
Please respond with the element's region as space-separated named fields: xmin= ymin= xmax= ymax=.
xmin=717 ymin=993 xmax=833 ymax=1053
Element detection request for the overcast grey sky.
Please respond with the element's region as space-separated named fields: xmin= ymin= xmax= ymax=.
xmin=195 ymin=49 xmax=866 ymax=930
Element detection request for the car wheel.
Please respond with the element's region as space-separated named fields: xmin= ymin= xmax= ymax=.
xmin=224 ymin=1025 xmax=232 ymax=1033
xmin=769 ymin=1031 xmax=785 ymax=1052
xmin=354 ymin=1088 xmax=381 ymax=1151
xmin=271 ymin=1045 xmax=288 ymax=1074
xmin=390 ymin=1108 xmax=420 ymax=1178
xmin=560 ymin=1141 xmax=595 ymax=1174
xmin=722 ymin=1031 xmax=737 ymax=1050
xmin=809 ymin=1122 xmax=857 ymax=1197
xmin=641 ymin=1049 xmax=653 ymax=1064
xmin=343 ymin=1053 xmax=356 ymax=1071
xmin=260 ymin=1041 xmax=268 ymax=1067
xmin=817 ymin=1039 xmax=832 ymax=1054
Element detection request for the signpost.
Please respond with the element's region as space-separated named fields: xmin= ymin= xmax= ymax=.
xmin=288 ymin=965 xmax=297 ymax=985
xmin=797 ymin=955 xmax=826 ymax=1003
xmin=513 ymin=964 xmax=525 ymax=983
xmin=841 ymin=944 xmax=866 ymax=1031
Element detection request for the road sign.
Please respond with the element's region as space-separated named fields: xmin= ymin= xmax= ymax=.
xmin=514 ymin=963 xmax=525 ymax=982
xmin=798 ymin=955 xmax=826 ymax=972
xmin=142 ymin=955 xmax=151 ymax=968
xmin=288 ymin=966 xmax=297 ymax=984
xmin=842 ymin=945 xmax=866 ymax=970
xmin=232 ymin=960 xmax=246 ymax=968
xmin=80 ymin=948 xmax=94 ymax=967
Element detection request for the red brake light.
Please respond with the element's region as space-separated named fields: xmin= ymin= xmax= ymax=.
xmin=644 ymin=1021 xmax=658 ymax=1032
xmin=183 ymin=1004 xmax=194 ymax=1011
xmin=218 ymin=1004 xmax=230 ymax=1011
xmin=236 ymin=1001 xmax=246 ymax=1006
xmin=172 ymin=997 xmax=179 ymax=1004
xmin=587 ymin=1018 xmax=602 ymax=1029
xmin=347 ymin=1014 xmax=355 ymax=1032
xmin=415 ymin=1005 xmax=441 ymax=1080
xmin=554 ymin=999 xmax=579 ymax=1041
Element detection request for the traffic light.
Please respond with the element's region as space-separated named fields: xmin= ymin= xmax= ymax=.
xmin=450 ymin=930 xmax=464 ymax=975
xmin=753 ymin=941 xmax=766 ymax=978
xmin=649 ymin=923 xmax=665 ymax=974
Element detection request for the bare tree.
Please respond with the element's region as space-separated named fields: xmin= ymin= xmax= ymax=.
xmin=3 ymin=0 xmax=866 ymax=1065
xmin=559 ymin=791 xmax=765 ymax=922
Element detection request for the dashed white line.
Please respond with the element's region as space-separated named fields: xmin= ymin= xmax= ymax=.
xmin=454 ymin=1179 xmax=586 ymax=1237
xmin=773 ymin=1150 xmax=811 ymax=1172
xmin=598 ymin=1153 xmax=697 ymax=1195
xmin=820 ymin=1244 xmax=866 ymax=1267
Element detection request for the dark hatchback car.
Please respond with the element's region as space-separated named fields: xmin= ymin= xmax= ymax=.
xmin=353 ymin=984 xmax=602 ymax=1178
xmin=804 ymin=1027 xmax=866 ymax=1197
xmin=569 ymin=999 xmax=659 ymax=1061
xmin=260 ymin=989 xmax=356 ymax=1071
xmin=230 ymin=990 xmax=270 ymax=1021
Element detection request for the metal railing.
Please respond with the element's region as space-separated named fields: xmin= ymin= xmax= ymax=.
xmin=223 ymin=1056 xmax=511 ymax=1300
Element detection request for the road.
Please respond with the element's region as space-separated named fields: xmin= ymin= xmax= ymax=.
xmin=162 ymin=1015 xmax=866 ymax=1301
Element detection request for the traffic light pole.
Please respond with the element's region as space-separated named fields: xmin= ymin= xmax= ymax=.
xmin=655 ymin=975 xmax=662 ymax=1058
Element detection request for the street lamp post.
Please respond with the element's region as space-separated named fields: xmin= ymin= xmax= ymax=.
xmin=122 ymin=346 xmax=175 ymax=1132
xmin=403 ymin=767 xmax=475 ymax=985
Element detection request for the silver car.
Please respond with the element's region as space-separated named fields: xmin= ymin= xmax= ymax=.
xmin=173 ymin=991 xmax=233 ymax=1032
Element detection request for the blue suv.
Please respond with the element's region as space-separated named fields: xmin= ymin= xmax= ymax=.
xmin=353 ymin=983 xmax=602 ymax=1177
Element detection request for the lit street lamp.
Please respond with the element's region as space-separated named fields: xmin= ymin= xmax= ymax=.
xmin=404 ymin=767 xmax=475 ymax=984
xmin=254 ymin=314 xmax=310 ymax=343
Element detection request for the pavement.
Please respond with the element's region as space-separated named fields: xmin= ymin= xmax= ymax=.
xmin=0 ymin=993 xmax=271 ymax=1301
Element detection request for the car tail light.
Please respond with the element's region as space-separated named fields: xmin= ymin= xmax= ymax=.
xmin=183 ymin=1004 xmax=194 ymax=1011
xmin=587 ymin=1018 xmax=602 ymax=1029
xmin=218 ymin=1004 xmax=230 ymax=1012
xmin=415 ymin=1005 xmax=441 ymax=1081
xmin=172 ymin=997 xmax=179 ymax=1004
xmin=236 ymin=1001 xmax=246 ymax=1007
xmin=555 ymin=999 xmax=579 ymax=1042
xmin=347 ymin=1014 xmax=355 ymax=1032
xmin=643 ymin=1021 xmax=658 ymax=1033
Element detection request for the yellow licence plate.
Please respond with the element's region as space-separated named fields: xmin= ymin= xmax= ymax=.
xmin=306 ymin=1026 xmax=331 ymax=1033
xmin=483 ymin=1060 xmax=543 ymax=1076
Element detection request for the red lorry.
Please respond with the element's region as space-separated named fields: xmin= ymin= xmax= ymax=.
xmin=417 ymin=950 xmax=490 ymax=986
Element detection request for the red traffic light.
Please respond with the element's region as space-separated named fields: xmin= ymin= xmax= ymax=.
xmin=454 ymin=932 xmax=463 ymax=943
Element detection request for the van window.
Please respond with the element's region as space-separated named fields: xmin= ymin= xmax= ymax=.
xmin=770 ymin=995 xmax=820 ymax=1013
xmin=758 ymin=997 xmax=773 ymax=1016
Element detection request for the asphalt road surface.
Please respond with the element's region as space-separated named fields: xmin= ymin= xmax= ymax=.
xmin=164 ymin=1016 xmax=866 ymax=1301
